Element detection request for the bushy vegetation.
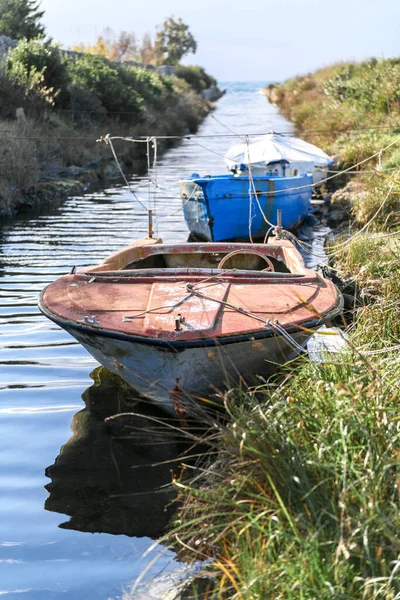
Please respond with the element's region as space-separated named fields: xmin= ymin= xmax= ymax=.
xmin=0 ymin=34 xmax=215 ymax=214
xmin=67 ymin=54 xmax=146 ymax=119
xmin=265 ymin=57 xmax=400 ymax=227
xmin=4 ymin=38 xmax=207 ymax=120
xmin=0 ymin=72 xmax=47 ymax=117
xmin=6 ymin=38 xmax=69 ymax=106
xmin=324 ymin=58 xmax=400 ymax=114
xmin=267 ymin=58 xmax=400 ymax=155
xmin=0 ymin=4 xmax=218 ymax=215
xmin=175 ymin=65 xmax=217 ymax=93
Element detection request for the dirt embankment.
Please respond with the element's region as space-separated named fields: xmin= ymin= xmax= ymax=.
xmin=0 ymin=34 xmax=224 ymax=220
xmin=0 ymin=92 xmax=218 ymax=220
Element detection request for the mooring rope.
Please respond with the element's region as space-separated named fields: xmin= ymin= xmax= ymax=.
xmin=120 ymin=269 xmax=310 ymax=354
xmin=245 ymin=134 xmax=276 ymax=240
xmin=99 ymin=134 xmax=150 ymax=211
xmin=101 ymin=133 xmax=400 ymax=203
xmin=186 ymin=282 xmax=309 ymax=353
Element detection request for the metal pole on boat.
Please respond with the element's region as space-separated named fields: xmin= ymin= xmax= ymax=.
xmin=276 ymin=209 xmax=283 ymax=238
xmin=148 ymin=209 xmax=153 ymax=238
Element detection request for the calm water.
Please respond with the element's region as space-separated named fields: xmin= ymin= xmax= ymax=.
xmin=0 ymin=82 xmax=328 ymax=599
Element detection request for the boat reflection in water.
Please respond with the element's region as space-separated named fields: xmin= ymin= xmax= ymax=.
xmin=44 ymin=367 xmax=193 ymax=538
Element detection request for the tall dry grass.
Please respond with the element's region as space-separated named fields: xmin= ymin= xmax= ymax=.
xmin=168 ymin=233 xmax=400 ymax=599
xmin=0 ymin=88 xmax=209 ymax=215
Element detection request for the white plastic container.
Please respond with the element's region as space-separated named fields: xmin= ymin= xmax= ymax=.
xmin=307 ymin=325 xmax=349 ymax=363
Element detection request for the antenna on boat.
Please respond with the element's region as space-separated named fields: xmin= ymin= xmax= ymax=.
xmin=148 ymin=209 xmax=153 ymax=238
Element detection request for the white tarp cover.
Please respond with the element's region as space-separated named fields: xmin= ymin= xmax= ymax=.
xmin=225 ymin=133 xmax=332 ymax=172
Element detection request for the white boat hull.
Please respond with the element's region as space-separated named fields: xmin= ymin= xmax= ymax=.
xmin=68 ymin=327 xmax=313 ymax=417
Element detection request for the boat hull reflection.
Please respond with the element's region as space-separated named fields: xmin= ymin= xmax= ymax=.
xmin=45 ymin=367 xmax=195 ymax=538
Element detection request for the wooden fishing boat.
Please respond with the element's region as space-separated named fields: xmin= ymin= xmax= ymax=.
xmin=39 ymin=236 xmax=343 ymax=417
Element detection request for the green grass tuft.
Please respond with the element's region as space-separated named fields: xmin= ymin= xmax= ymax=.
xmin=170 ymin=234 xmax=400 ymax=599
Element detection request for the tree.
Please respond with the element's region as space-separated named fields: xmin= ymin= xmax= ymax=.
xmin=71 ymin=28 xmax=139 ymax=63
xmin=154 ymin=17 xmax=196 ymax=66
xmin=110 ymin=30 xmax=137 ymax=61
xmin=0 ymin=0 xmax=45 ymax=40
xmin=139 ymin=32 xmax=156 ymax=65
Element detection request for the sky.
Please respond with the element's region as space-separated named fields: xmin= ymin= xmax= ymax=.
xmin=40 ymin=0 xmax=400 ymax=82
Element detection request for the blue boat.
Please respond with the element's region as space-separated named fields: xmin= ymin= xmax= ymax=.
xmin=180 ymin=173 xmax=313 ymax=242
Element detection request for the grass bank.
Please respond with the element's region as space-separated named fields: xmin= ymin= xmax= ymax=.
xmin=264 ymin=58 xmax=400 ymax=228
xmin=170 ymin=231 xmax=400 ymax=599
xmin=0 ymin=39 xmax=215 ymax=217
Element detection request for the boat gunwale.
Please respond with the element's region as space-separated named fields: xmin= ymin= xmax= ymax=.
xmin=87 ymin=240 xmax=310 ymax=277
xmin=38 ymin=288 xmax=344 ymax=351
xmin=179 ymin=173 xmax=312 ymax=183
xmin=73 ymin=268 xmax=314 ymax=284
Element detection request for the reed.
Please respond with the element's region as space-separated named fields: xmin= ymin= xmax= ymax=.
xmin=265 ymin=58 xmax=400 ymax=228
xmin=170 ymin=233 xmax=400 ymax=599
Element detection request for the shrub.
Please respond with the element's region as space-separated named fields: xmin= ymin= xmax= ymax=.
xmin=324 ymin=59 xmax=400 ymax=115
xmin=0 ymin=72 xmax=47 ymax=118
xmin=68 ymin=54 xmax=145 ymax=120
xmin=175 ymin=65 xmax=217 ymax=93
xmin=66 ymin=84 xmax=108 ymax=121
xmin=0 ymin=120 xmax=38 ymax=211
xmin=6 ymin=38 xmax=70 ymax=106
xmin=350 ymin=170 xmax=400 ymax=228
xmin=117 ymin=65 xmax=176 ymax=109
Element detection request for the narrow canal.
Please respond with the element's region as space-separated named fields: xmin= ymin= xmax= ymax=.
xmin=0 ymin=82 xmax=327 ymax=599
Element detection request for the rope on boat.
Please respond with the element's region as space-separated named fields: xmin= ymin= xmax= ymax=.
xmin=244 ymin=134 xmax=276 ymax=239
xmin=121 ymin=272 xmax=309 ymax=355
xmin=268 ymin=320 xmax=308 ymax=354
xmin=101 ymin=123 xmax=400 ymax=141
xmin=104 ymin=133 xmax=400 ymax=196
xmin=186 ymin=281 xmax=309 ymax=354
xmin=4 ymin=124 xmax=400 ymax=142
xmin=327 ymin=166 xmax=400 ymax=174
xmin=253 ymin=134 xmax=400 ymax=194
xmin=189 ymin=137 xmax=227 ymax=159
xmin=164 ymin=183 xmax=198 ymax=217
xmin=210 ymin=113 xmax=247 ymax=141
xmin=99 ymin=133 xmax=202 ymax=220
xmin=99 ymin=132 xmax=400 ymax=244
xmin=246 ymin=135 xmax=255 ymax=243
